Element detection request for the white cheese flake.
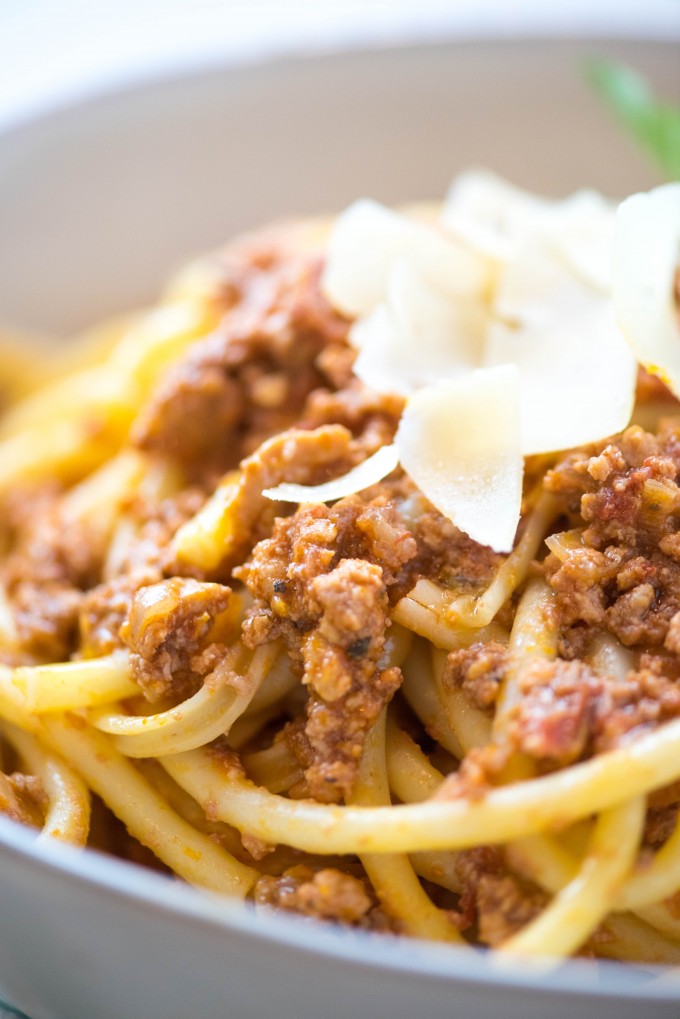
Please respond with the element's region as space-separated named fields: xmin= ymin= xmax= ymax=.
xmin=351 ymin=261 xmax=486 ymax=395
xmin=263 ymin=443 xmax=400 ymax=505
xmin=320 ymin=198 xmax=489 ymax=320
xmin=613 ymin=183 xmax=680 ymax=398
xmin=486 ymin=306 xmax=637 ymax=455
xmin=395 ymin=366 xmax=523 ymax=553
xmin=441 ymin=169 xmax=550 ymax=261
xmin=543 ymin=190 xmax=615 ymax=294
xmin=488 ymin=221 xmax=636 ymax=455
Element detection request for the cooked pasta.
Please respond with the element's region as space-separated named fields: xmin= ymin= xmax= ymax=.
xmin=1 ymin=173 xmax=680 ymax=965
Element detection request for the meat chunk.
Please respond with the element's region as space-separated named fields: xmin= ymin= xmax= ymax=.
xmin=507 ymin=659 xmax=599 ymax=766
xmin=545 ymin=423 xmax=680 ymax=651
xmin=443 ymin=642 xmax=508 ymax=711
xmin=1 ymin=486 xmax=106 ymax=662
xmin=78 ymin=487 xmax=208 ymax=657
xmin=133 ymin=235 xmax=351 ymax=479
xmin=238 ymin=474 xmax=500 ymax=799
xmin=455 ymin=847 xmax=545 ymax=946
xmin=301 ymin=379 xmax=404 ymax=455
xmin=505 ymin=657 xmax=680 ymax=764
xmin=0 ymin=771 xmax=47 ymax=829
xmin=254 ymin=865 xmax=376 ymax=926
xmin=120 ymin=578 xmax=233 ymax=701
xmin=208 ymin=424 xmax=359 ymax=572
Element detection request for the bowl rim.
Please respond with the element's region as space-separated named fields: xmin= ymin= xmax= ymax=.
xmin=0 ymin=23 xmax=678 ymax=138
xmin=1 ymin=814 xmax=679 ymax=1002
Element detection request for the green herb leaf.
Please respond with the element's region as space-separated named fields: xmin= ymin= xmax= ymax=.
xmin=587 ymin=58 xmax=680 ymax=181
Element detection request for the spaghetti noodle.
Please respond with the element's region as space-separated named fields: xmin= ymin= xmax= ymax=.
xmin=1 ymin=175 xmax=680 ymax=964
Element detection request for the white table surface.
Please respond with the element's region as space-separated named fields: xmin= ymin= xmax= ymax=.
xmin=1 ymin=0 xmax=679 ymax=130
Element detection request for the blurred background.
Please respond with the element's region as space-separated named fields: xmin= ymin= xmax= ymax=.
xmin=2 ymin=0 xmax=678 ymax=127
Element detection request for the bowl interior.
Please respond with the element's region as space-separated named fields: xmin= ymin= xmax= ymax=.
xmin=0 ymin=37 xmax=677 ymax=335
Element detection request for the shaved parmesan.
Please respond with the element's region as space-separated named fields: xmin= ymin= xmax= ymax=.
xmin=321 ymin=199 xmax=489 ymax=319
xmin=262 ymin=443 xmax=400 ymax=504
xmin=441 ymin=169 xmax=550 ymax=261
xmin=544 ymin=190 xmax=615 ymax=294
xmin=395 ymin=366 xmax=523 ymax=552
xmin=443 ymin=173 xmax=614 ymax=296
xmin=488 ymin=222 xmax=636 ymax=454
xmin=493 ymin=235 xmax=591 ymax=328
xmin=613 ymin=183 xmax=680 ymax=397
xmin=351 ymin=261 xmax=486 ymax=394
xmin=486 ymin=307 xmax=637 ymax=455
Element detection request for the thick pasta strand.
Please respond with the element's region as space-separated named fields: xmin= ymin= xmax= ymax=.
xmin=40 ymin=715 xmax=257 ymax=897
xmin=349 ymin=710 xmax=463 ymax=943
xmin=498 ymin=797 xmax=645 ymax=960
xmin=161 ymin=716 xmax=680 ymax=856
xmin=2 ymin=722 xmax=91 ymax=846
xmin=91 ymin=643 xmax=279 ymax=757
xmin=11 ymin=654 xmax=138 ymax=714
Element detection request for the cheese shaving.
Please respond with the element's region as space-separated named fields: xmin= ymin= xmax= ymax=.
xmin=489 ymin=226 xmax=636 ymax=454
xmin=543 ymin=190 xmax=615 ymax=294
xmin=395 ymin=366 xmax=523 ymax=553
xmin=351 ymin=261 xmax=486 ymax=395
xmin=613 ymin=183 xmax=680 ymax=398
xmin=441 ymin=169 xmax=550 ymax=261
xmin=263 ymin=443 xmax=400 ymax=504
xmin=486 ymin=307 xmax=637 ymax=456
xmin=443 ymin=172 xmax=614 ymax=295
xmin=316 ymin=172 xmax=666 ymax=552
xmin=320 ymin=198 xmax=489 ymax=319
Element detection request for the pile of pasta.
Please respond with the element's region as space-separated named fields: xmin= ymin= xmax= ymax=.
xmin=1 ymin=171 xmax=680 ymax=966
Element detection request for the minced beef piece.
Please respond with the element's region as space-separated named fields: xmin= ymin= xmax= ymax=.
xmin=109 ymin=487 xmax=208 ymax=579
xmin=119 ymin=577 xmax=234 ymax=701
xmin=254 ymin=865 xmax=379 ymax=927
xmin=0 ymin=771 xmax=47 ymax=829
xmin=1 ymin=486 xmax=106 ymax=662
xmin=443 ymin=642 xmax=508 ymax=711
xmin=300 ymin=379 xmax=404 ymax=455
xmin=455 ymin=847 xmax=546 ymax=946
xmin=545 ymin=424 xmax=680 ymax=651
xmin=133 ymin=233 xmax=351 ymax=480
xmin=207 ymin=424 xmax=360 ymax=572
xmin=79 ymin=568 xmax=161 ymax=657
xmin=238 ymin=478 xmax=499 ymax=799
xmin=505 ymin=657 xmax=680 ymax=765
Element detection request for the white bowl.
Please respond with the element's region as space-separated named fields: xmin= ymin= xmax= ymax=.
xmin=1 ymin=34 xmax=680 ymax=1019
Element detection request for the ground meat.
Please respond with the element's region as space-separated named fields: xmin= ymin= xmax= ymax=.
xmin=208 ymin=424 xmax=360 ymax=572
xmin=443 ymin=642 xmax=508 ymax=711
xmin=238 ymin=476 xmax=499 ymax=799
xmin=109 ymin=487 xmax=207 ymax=580
xmin=300 ymin=379 xmax=404 ymax=455
xmin=644 ymin=804 xmax=679 ymax=847
xmin=455 ymin=847 xmax=545 ymax=946
xmin=476 ymin=875 xmax=545 ymax=947
xmin=119 ymin=577 xmax=234 ymax=701
xmin=0 ymin=486 xmax=106 ymax=662
xmin=304 ymin=665 xmax=402 ymax=801
xmin=505 ymin=657 xmax=680 ymax=764
xmin=0 ymin=771 xmax=47 ymax=829
xmin=507 ymin=659 xmax=600 ymax=766
xmin=545 ymin=424 xmax=680 ymax=651
xmin=79 ymin=568 xmax=161 ymax=657
xmin=133 ymin=234 xmax=351 ymax=480
xmin=254 ymin=865 xmax=376 ymax=926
